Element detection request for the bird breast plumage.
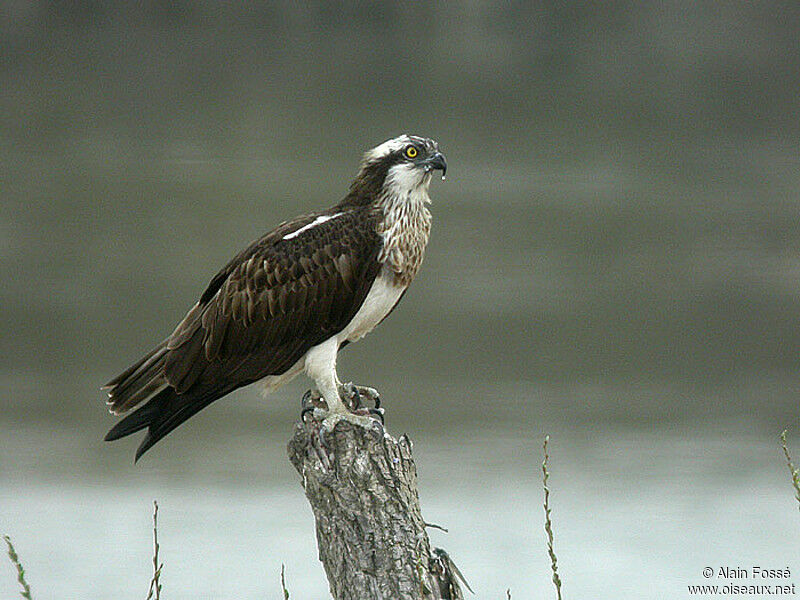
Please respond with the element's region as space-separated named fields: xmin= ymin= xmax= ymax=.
xmin=377 ymin=187 xmax=432 ymax=286
xmin=339 ymin=268 xmax=406 ymax=343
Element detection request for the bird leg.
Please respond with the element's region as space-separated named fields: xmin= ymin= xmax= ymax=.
xmin=302 ymin=341 xmax=384 ymax=441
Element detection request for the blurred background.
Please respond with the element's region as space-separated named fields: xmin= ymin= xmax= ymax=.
xmin=2 ymin=2 xmax=799 ymax=598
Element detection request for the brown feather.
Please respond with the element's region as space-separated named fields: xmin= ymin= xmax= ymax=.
xmin=105 ymin=184 xmax=388 ymax=458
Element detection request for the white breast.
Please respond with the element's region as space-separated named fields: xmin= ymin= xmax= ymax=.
xmin=257 ymin=268 xmax=406 ymax=398
xmin=338 ymin=268 xmax=406 ymax=343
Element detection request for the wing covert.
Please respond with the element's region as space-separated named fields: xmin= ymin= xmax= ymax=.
xmin=162 ymin=207 xmax=382 ymax=395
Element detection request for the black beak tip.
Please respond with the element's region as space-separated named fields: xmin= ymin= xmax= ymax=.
xmin=429 ymin=152 xmax=447 ymax=180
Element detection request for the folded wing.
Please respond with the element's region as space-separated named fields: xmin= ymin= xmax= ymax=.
xmin=103 ymin=206 xmax=382 ymax=459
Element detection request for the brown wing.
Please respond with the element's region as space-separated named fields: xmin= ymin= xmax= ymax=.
xmin=163 ymin=206 xmax=382 ymax=395
xmin=103 ymin=205 xmax=383 ymax=459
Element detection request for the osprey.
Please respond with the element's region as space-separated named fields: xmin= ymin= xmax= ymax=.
xmin=103 ymin=135 xmax=446 ymax=461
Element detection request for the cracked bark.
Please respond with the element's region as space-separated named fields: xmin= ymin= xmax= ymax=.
xmin=287 ymin=419 xmax=465 ymax=600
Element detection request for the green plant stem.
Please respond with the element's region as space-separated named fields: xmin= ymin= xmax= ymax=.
xmin=3 ymin=535 xmax=32 ymax=600
xmin=146 ymin=501 xmax=163 ymax=600
xmin=542 ymin=435 xmax=563 ymax=600
xmin=781 ymin=430 xmax=800 ymax=511
xmin=281 ymin=564 xmax=290 ymax=599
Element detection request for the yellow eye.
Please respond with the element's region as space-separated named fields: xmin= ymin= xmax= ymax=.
xmin=405 ymin=145 xmax=418 ymax=158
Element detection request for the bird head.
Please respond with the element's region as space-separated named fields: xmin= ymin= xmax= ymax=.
xmin=346 ymin=135 xmax=447 ymax=205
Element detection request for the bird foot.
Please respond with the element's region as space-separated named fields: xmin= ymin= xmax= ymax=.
xmin=338 ymin=382 xmax=384 ymax=423
xmin=301 ymin=390 xmax=335 ymax=469
xmin=339 ymin=382 xmax=382 ymax=410
xmin=319 ymin=410 xmax=385 ymax=443
xmin=300 ymin=387 xmax=385 ymax=453
xmin=300 ymin=389 xmax=326 ymax=423
xmin=300 ymin=386 xmax=383 ymax=424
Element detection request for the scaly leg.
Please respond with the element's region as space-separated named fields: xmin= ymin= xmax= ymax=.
xmin=303 ymin=339 xmax=383 ymax=439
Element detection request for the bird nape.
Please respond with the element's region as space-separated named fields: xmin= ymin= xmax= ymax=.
xmin=103 ymin=134 xmax=447 ymax=461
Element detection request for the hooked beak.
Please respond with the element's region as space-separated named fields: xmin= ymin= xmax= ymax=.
xmin=423 ymin=152 xmax=447 ymax=180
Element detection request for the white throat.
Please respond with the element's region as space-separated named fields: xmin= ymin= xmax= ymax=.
xmin=382 ymin=162 xmax=433 ymax=205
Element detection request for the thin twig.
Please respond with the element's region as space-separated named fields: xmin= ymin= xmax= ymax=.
xmin=781 ymin=430 xmax=800 ymax=511
xmin=3 ymin=535 xmax=32 ymax=600
xmin=146 ymin=501 xmax=163 ymax=600
xmin=424 ymin=521 xmax=449 ymax=533
xmin=542 ymin=435 xmax=563 ymax=600
xmin=280 ymin=564 xmax=290 ymax=599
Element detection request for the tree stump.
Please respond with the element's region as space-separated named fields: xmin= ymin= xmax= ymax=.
xmin=287 ymin=418 xmax=466 ymax=600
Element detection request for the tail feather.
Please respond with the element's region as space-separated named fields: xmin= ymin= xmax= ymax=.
xmin=104 ymin=342 xmax=169 ymax=414
xmin=103 ymin=341 xmax=164 ymax=390
xmin=105 ymin=385 xmax=231 ymax=462
xmin=117 ymin=378 xmax=168 ymax=413
xmin=104 ymin=388 xmax=170 ymax=442
xmin=111 ymin=347 xmax=167 ymax=399
xmin=133 ymin=387 xmax=231 ymax=461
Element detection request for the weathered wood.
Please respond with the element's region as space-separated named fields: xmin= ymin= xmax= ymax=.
xmin=287 ymin=418 xmax=466 ymax=600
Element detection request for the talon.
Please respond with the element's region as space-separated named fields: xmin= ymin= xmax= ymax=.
xmin=318 ymin=426 xmax=329 ymax=448
xmin=300 ymin=390 xmax=326 ymax=422
xmin=302 ymin=389 xmax=323 ymax=408
xmin=309 ymin=427 xmax=332 ymax=469
xmin=348 ymin=384 xmax=361 ymax=410
xmin=347 ymin=406 xmax=384 ymax=425
xmin=339 ymin=382 xmax=361 ymax=411
xmin=368 ymin=407 xmax=385 ymax=425
xmin=356 ymin=385 xmax=380 ymax=409
xmin=368 ymin=419 xmax=384 ymax=441
xmin=399 ymin=433 xmax=413 ymax=451
xmin=338 ymin=383 xmax=380 ymax=411
xmin=318 ymin=408 xmax=384 ymax=441
xmin=300 ymin=406 xmax=315 ymax=422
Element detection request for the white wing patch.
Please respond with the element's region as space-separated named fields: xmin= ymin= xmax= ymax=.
xmin=283 ymin=212 xmax=343 ymax=241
